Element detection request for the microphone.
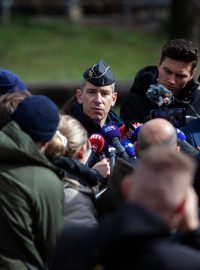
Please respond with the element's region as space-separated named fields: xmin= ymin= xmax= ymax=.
xmin=176 ymin=128 xmax=186 ymax=141
xmin=130 ymin=125 xmax=143 ymax=142
xmin=119 ymin=124 xmax=126 ymax=138
xmin=120 ymin=139 xmax=136 ymax=158
xmin=124 ymin=122 xmax=143 ymax=141
xmin=87 ymin=134 xmax=105 ymax=166
xmin=108 ymin=147 xmax=116 ymax=173
xmin=101 ymin=124 xmax=129 ymax=160
xmin=89 ymin=133 xmax=105 ymax=154
xmin=120 ymin=122 xmax=143 ymax=141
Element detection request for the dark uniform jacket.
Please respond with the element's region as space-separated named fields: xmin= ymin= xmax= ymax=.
xmin=52 ymin=202 xmax=200 ymax=270
xmin=181 ymin=118 xmax=200 ymax=149
xmin=71 ymin=103 xmax=124 ymax=137
xmin=120 ymin=65 xmax=200 ymax=124
xmin=70 ymin=103 xmax=124 ymax=166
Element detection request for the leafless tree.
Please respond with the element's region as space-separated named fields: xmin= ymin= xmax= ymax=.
xmin=1 ymin=0 xmax=13 ymax=24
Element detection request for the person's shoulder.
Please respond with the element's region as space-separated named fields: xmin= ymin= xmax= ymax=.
xmin=130 ymin=65 xmax=158 ymax=93
xmin=31 ymin=165 xmax=62 ymax=194
xmin=181 ymin=118 xmax=200 ymax=133
xmin=52 ymin=225 xmax=98 ymax=270
xmin=152 ymin=240 xmax=200 ymax=268
xmin=135 ymin=65 xmax=158 ymax=76
xmin=108 ymin=109 xmax=124 ymax=127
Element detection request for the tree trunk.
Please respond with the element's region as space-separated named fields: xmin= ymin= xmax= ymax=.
xmin=168 ymin=0 xmax=196 ymax=40
xmin=1 ymin=0 xmax=13 ymax=25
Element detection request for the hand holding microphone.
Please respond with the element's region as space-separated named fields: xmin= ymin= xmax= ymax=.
xmin=89 ymin=133 xmax=105 ymax=154
xmin=92 ymin=158 xmax=110 ymax=178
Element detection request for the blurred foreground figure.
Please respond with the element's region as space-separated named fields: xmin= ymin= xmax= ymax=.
xmin=52 ymin=146 xmax=200 ymax=270
xmin=0 ymin=95 xmax=64 ymax=270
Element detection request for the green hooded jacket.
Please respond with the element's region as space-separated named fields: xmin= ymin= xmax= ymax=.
xmin=0 ymin=121 xmax=64 ymax=270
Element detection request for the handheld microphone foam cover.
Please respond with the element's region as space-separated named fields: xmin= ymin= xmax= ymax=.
xmin=176 ymin=128 xmax=186 ymax=141
xmin=120 ymin=139 xmax=135 ymax=157
xmin=101 ymin=124 xmax=121 ymax=144
xmin=89 ymin=134 xmax=105 ymax=153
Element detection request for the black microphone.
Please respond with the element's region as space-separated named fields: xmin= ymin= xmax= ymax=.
xmin=101 ymin=124 xmax=129 ymax=160
xmin=108 ymin=146 xmax=116 ymax=173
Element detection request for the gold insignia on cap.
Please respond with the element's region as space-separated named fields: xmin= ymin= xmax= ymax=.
xmin=89 ymin=70 xmax=93 ymax=78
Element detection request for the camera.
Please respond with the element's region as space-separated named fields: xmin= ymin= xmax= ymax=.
xmin=147 ymin=84 xmax=186 ymax=128
xmin=150 ymin=108 xmax=186 ymax=128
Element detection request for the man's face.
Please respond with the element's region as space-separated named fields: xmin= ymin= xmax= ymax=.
xmin=76 ymin=81 xmax=117 ymax=127
xmin=157 ymin=57 xmax=196 ymax=94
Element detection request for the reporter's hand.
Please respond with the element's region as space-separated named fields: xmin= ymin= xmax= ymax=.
xmin=92 ymin=158 xmax=110 ymax=178
xmin=179 ymin=186 xmax=200 ymax=233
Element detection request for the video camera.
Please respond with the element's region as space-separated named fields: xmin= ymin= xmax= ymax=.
xmin=146 ymin=84 xmax=186 ymax=128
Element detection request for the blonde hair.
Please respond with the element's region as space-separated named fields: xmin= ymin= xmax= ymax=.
xmin=46 ymin=115 xmax=88 ymax=158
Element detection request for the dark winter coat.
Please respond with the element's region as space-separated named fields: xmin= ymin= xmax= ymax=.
xmin=71 ymin=103 xmax=124 ymax=166
xmin=0 ymin=122 xmax=64 ymax=270
xmin=71 ymin=103 xmax=124 ymax=136
xmin=52 ymin=202 xmax=200 ymax=270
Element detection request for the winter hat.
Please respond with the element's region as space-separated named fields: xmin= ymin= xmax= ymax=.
xmin=0 ymin=69 xmax=27 ymax=94
xmin=83 ymin=59 xmax=115 ymax=86
xmin=10 ymin=95 xmax=59 ymax=142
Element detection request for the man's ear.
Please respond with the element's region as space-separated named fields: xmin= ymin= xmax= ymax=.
xmin=75 ymin=145 xmax=85 ymax=161
xmin=157 ymin=58 xmax=162 ymax=68
xmin=174 ymin=198 xmax=186 ymax=215
xmin=76 ymin=88 xmax=83 ymax=104
xmin=111 ymin=92 xmax=117 ymax=107
xmin=190 ymin=67 xmax=196 ymax=80
xmin=36 ymin=141 xmax=49 ymax=153
xmin=121 ymin=175 xmax=134 ymax=201
xmin=134 ymin=141 xmax=139 ymax=157
xmin=176 ymin=145 xmax=180 ymax=152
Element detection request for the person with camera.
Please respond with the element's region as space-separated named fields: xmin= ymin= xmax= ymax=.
xmin=120 ymin=38 xmax=200 ymax=126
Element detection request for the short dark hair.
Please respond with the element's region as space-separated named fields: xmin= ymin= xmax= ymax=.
xmin=160 ymin=38 xmax=198 ymax=69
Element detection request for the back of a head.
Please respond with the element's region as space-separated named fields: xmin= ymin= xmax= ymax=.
xmin=137 ymin=118 xmax=177 ymax=154
xmin=160 ymin=38 xmax=198 ymax=68
xmin=128 ymin=146 xmax=196 ymax=216
xmin=0 ymin=69 xmax=27 ymax=95
xmin=0 ymin=91 xmax=31 ymax=129
xmin=10 ymin=95 xmax=59 ymax=142
xmin=46 ymin=115 xmax=88 ymax=158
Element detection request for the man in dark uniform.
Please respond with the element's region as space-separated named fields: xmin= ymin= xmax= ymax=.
xmin=70 ymin=59 xmax=124 ymax=136
xmin=67 ymin=59 xmax=124 ymax=167
xmin=120 ymin=38 xmax=200 ymax=125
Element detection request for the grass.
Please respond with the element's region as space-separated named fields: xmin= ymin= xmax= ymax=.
xmin=0 ymin=17 xmax=166 ymax=84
